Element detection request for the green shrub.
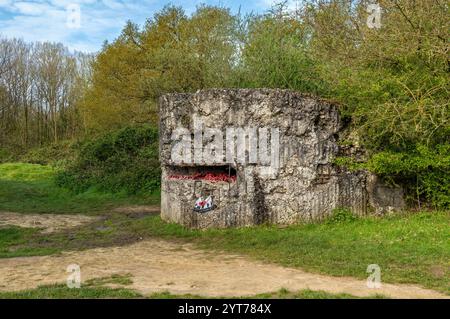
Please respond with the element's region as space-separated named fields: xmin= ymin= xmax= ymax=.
xmin=20 ymin=141 xmax=78 ymax=167
xmin=367 ymin=144 xmax=450 ymax=210
xmin=0 ymin=148 xmax=13 ymax=163
xmin=326 ymin=208 xmax=358 ymax=224
xmin=56 ymin=125 xmax=160 ymax=195
xmin=335 ymin=143 xmax=450 ymax=210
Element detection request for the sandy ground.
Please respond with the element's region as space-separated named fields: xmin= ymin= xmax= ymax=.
xmin=0 ymin=212 xmax=98 ymax=234
xmin=0 ymin=206 xmax=160 ymax=234
xmin=0 ymin=239 xmax=447 ymax=299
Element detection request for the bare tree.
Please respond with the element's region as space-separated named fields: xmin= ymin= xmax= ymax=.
xmin=0 ymin=38 xmax=91 ymax=150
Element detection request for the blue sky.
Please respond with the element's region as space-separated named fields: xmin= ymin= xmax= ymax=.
xmin=0 ymin=0 xmax=286 ymax=53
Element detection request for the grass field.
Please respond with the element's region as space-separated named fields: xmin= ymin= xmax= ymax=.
xmin=0 ymin=226 xmax=58 ymax=258
xmin=0 ymin=163 xmax=159 ymax=214
xmin=0 ymin=163 xmax=448 ymax=296
xmin=0 ymin=285 xmax=371 ymax=299
xmin=0 ymin=272 xmax=372 ymax=299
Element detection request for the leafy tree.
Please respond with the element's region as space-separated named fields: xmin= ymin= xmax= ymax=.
xmin=80 ymin=5 xmax=238 ymax=133
xmin=236 ymin=2 xmax=328 ymax=94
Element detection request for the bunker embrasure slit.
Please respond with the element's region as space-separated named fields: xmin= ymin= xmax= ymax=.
xmin=167 ymin=165 xmax=237 ymax=183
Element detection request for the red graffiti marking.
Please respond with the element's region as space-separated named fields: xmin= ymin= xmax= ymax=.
xmin=169 ymin=172 xmax=236 ymax=183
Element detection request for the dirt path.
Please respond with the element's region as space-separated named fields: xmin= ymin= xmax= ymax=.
xmin=0 ymin=206 xmax=160 ymax=234
xmin=0 ymin=212 xmax=98 ymax=234
xmin=0 ymin=239 xmax=447 ymax=299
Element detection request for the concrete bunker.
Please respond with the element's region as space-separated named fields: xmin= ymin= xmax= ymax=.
xmin=159 ymin=89 xmax=404 ymax=229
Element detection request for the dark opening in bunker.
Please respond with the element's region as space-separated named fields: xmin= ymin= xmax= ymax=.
xmin=167 ymin=165 xmax=237 ymax=183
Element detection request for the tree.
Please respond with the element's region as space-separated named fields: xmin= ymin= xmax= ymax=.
xmin=0 ymin=38 xmax=91 ymax=151
xmin=79 ymin=5 xmax=239 ymax=133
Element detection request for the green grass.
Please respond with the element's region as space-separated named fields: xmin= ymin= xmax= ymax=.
xmin=0 ymin=274 xmax=139 ymax=299
xmin=0 ymin=163 xmax=159 ymax=214
xmin=0 ymin=227 xmax=58 ymax=258
xmin=253 ymin=288 xmax=387 ymax=299
xmin=0 ymin=285 xmax=143 ymax=299
xmin=3 ymin=273 xmax=356 ymax=299
xmin=128 ymin=212 xmax=450 ymax=294
xmin=7 ymin=211 xmax=447 ymax=294
xmin=0 ymin=284 xmax=373 ymax=299
xmin=85 ymin=273 xmax=134 ymax=287
xmin=0 ymin=163 xmax=448 ymax=296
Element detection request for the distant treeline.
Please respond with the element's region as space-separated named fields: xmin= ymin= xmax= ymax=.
xmin=0 ymin=0 xmax=448 ymax=208
xmin=0 ymin=39 xmax=92 ymax=151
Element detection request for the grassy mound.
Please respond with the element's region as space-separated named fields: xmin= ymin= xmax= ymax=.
xmin=56 ymin=125 xmax=160 ymax=195
xmin=0 ymin=163 xmax=158 ymax=214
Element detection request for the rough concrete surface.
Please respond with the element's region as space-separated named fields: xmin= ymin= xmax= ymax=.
xmin=160 ymin=89 xmax=405 ymax=228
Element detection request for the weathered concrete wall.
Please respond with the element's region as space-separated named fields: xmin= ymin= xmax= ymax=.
xmin=160 ymin=89 xmax=404 ymax=228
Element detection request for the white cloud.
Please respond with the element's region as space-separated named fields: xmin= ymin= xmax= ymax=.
xmin=102 ymin=0 xmax=125 ymax=10
xmin=0 ymin=0 xmax=268 ymax=53
xmin=13 ymin=1 xmax=52 ymax=16
xmin=0 ymin=0 xmax=159 ymax=53
xmin=0 ymin=0 xmax=13 ymax=8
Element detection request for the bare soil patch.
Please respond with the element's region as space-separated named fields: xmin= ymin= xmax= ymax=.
xmin=112 ymin=205 xmax=160 ymax=215
xmin=0 ymin=239 xmax=447 ymax=299
xmin=0 ymin=212 xmax=98 ymax=234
